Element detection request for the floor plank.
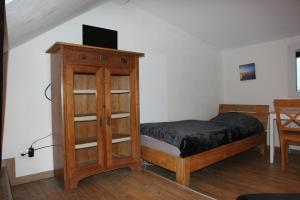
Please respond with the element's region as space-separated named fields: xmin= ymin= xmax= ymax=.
xmin=11 ymin=149 xmax=300 ymax=200
xmin=146 ymin=149 xmax=300 ymax=200
xmin=12 ymin=168 xmax=211 ymax=200
xmin=0 ymin=167 xmax=13 ymax=200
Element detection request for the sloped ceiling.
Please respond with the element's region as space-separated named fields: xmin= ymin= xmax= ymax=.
xmin=6 ymin=0 xmax=108 ymax=48
xmin=6 ymin=0 xmax=300 ymax=50
xmin=132 ymin=0 xmax=300 ymax=49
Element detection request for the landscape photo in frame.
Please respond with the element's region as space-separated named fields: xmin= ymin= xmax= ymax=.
xmin=239 ymin=63 xmax=256 ymax=81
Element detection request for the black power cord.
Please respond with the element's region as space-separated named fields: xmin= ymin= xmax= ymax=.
xmin=44 ymin=83 xmax=52 ymax=101
xmin=21 ymin=134 xmax=53 ymax=157
xmin=21 ymin=145 xmax=54 ymax=157
xmin=30 ymin=133 xmax=52 ymax=147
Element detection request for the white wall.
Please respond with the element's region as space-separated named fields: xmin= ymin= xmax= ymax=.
xmin=167 ymin=35 xmax=222 ymax=121
xmin=3 ymin=2 xmax=222 ymax=176
xmin=221 ymin=35 xmax=300 ymax=146
xmin=222 ymin=35 xmax=300 ymax=107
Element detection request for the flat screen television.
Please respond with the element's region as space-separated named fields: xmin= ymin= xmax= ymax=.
xmin=82 ymin=24 xmax=118 ymax=49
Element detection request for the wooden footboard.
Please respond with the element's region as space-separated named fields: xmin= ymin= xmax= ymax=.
xmin=141 ymin=104 xmax=269 ymax=186
xmin=142 ymin=132 xmax=265 ymax=186
xmin=189 ymin=132 xmax=265 ymax=172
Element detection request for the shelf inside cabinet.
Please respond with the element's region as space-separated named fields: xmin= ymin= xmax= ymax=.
xmin=112 ymin=133 xmax=131 ymax=143
xmin=74 ymin=115 xmax=97 ymax=122
xmin=111 ymin=112 xmax=130 ymax=119
xmin=74 ymin=89 xmax=97 ymax=94
xmin=75 ymin=142 xmax=97 ymax=149
xmin=112 ymin=154 xmax=129 ymax=160
xmin=111 ymin=89 xmax=130 ymax=94
xmin=76 ymin=136 xmax=97 ymax=144
xmin=75 ymin=146 xmax=98 ymax=168
xmin=77 ymin=160 xmax=98 ymax=168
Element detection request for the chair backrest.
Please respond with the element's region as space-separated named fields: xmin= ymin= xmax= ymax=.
xmin=274 ymin=99 xmax=300 ymax=133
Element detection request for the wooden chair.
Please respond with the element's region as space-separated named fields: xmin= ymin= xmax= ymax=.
xmin=274 ymin=99 xmax=300 ymax=170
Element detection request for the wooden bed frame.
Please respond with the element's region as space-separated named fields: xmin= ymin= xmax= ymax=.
xmin=141 ymin=104 xmax=269 ymax=186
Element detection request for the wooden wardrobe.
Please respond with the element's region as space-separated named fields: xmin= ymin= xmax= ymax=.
xmin=47 ymin=42 xmax=144 ymax=189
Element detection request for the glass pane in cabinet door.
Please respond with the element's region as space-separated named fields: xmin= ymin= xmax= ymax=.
xmin=110 ymin=75 xmax=132 ymax=160
xmin=73 ymin=73 xmax=99 ymax=168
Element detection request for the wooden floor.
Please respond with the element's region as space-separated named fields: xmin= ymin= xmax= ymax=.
xmin=146 ymin=149 xmax=300 ymax=200
xmin=10 ymin=149 xmax=300 ymax=200
xmin=0 ymin=168 xmax=13 ymax=200
xmin=12 ymin=168 xmax=212 ymax=200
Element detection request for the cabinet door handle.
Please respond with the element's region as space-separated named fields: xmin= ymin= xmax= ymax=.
xmin=120 ymin=57 xmax=128 ymax=64
xmin=107 ymin=116 xmax=111 ymax=126
xmin=99 ymin=118 xmax=102 ymax=127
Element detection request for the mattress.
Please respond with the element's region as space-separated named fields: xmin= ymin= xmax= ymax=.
xmin=140 ymin=112 xmax=264 ymax=157
xmin=141 ymin=134 xmax=181 ymax=156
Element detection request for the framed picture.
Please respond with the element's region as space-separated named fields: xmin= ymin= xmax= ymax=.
xmin=239 ymin=63 xmax=256 ymax=81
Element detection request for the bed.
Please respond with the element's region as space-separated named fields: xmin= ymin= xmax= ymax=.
xmin=141 ymin=104 xmax=269 ymax=186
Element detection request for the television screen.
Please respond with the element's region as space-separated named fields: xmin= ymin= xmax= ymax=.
xmin=82 ymin=24 xmax=118 ymax=49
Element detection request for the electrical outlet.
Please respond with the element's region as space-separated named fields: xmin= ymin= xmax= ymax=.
xmin=20 ymin=147 xmax=35 ymax=157
xmin=28 ymin=147 xmax=34 ymax=157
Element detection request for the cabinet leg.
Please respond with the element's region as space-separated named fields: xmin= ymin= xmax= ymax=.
xmin=130 ymin=161 xmax=142 ymax=171
xmin=66 ymin=179 xmax=79 ymax=190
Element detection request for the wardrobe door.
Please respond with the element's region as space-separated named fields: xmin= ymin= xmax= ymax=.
xmin=104 ymin=67 xmax=139 ymax=168
xmin=65 ymin=65 xmax=105 ymax=176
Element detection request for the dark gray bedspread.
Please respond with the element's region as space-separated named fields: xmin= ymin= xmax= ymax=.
xmin=140 ymin=112 xmax=264 ymax=157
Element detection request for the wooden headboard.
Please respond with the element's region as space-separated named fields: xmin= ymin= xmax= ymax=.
xmin=219 ymin=104 xmax=269 ymax=130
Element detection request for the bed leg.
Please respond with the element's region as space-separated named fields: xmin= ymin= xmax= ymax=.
xmin=259 ymin=143 xmax=266 ymax=155
xmin=176 ymin=158 xmax=190 ymax=187
xmin=259 ymin=135 xmax=266 ymax=155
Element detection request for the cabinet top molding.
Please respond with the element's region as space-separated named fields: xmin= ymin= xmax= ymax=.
xmin=46 ymin=42 xmax=144 ymax=57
